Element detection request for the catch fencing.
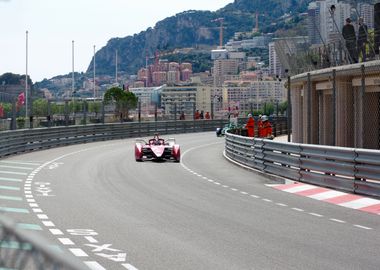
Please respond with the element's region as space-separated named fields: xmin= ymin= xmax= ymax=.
xmin=225 ymin=132 xmax=380 ymax=198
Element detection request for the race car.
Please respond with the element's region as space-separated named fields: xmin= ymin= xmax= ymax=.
xmin=134 ymin=134 xmax=181 ymax=162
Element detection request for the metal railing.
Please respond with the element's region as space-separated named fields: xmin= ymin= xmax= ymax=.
xmin=0 ymin=215 xmax=88 ymax=270
xmin=0 ymin=118 xmax=287 ymax=269
xmin=225 ymin=132 xmax=380 ymax=198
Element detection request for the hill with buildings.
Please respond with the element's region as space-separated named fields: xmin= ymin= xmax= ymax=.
xmin=86 ymin=0 xmax=311 ymax=76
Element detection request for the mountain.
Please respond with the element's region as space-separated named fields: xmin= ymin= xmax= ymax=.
xmin=87 ymin=0 xmax=312 ymax=76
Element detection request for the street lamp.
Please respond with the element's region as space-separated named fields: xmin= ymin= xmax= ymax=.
xmin=25 ymin=30 xmax=29 ymax=119
xmin=93 ymin=45 xmax=96 ymax=99
xmin=72 ymin=40 xmax=75 ymax=100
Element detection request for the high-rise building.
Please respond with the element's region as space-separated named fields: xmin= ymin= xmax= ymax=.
xmin=268 ymin=42 xmax=283 ymax=77
xmin=357 ymin=3 xmax=374 ymax=29
xmin=213 ymin=59 xmax=239 ymax=87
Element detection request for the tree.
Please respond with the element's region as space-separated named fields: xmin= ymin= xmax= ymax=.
xmin=104 ymin=87 xmax=138 ymax=121
xmin=32 ymin=98 xmax=48 ymax=116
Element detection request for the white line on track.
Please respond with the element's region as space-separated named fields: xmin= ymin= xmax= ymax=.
xmin=309 ymin=213 xmax=323 ymax=217
xmin=58 ymin=238 xmax=75 ymax=245
xmin=69 ymin=248 xmax=88 ymax=257
xmin=329 ymin=218 xmax=346 ymax=224
xmin=85 ymin=261 xmax=107 ymax=270
xmin=122 ymin=263 xmax=139 ymax=270
xmin=50 ymin=229 xmax=64 ymax=235
xmin=292 ymin=208 xmax=304 ymax=212
xmin=42 ymin=221 xmax=55 ymax=227
xmin=262 ymin=199 xmax=273 ymax=202
xmin=354 ymin=225 xmax=372 ymax=230
xmin=37 ymin=214 xmax=48 ymax=219
xmin=85 ymin=236 xmax=99 ymax=243
xmin=276 ymin=203 xmax=288 ymax=207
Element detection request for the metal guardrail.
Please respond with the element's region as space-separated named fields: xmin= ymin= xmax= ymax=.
xmin=0 ymin=118 xmax=288 ymax=269
xmin=0 ymin=215 xmax=88 ymax=270
xmin=0 ymin=119 xmax=228 ymax=158
xmin=225 ymin=132 xmax=380 ymax=198
xmin=0 ymin=119 xmax=230 ymax=269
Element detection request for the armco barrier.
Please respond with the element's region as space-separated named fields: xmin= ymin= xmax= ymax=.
xmin=0 ymin=118 xmax=287 ymax=269
xmin=225 ymin=132 xmax=380 ymax=198
xmin=0 ymin=120 xmax=227 ymax=158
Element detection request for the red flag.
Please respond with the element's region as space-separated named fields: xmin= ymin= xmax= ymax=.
xmin=0 ymin=104 xmax=4 ymax=118
xmin=18 ymin=92 xmax=25 ymax=105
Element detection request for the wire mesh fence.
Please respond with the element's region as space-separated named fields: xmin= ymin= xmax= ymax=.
xmin=0 ymin=98 xmax=289 ymax=132
xmin=290 ymin=60 xmax=380 ymax=150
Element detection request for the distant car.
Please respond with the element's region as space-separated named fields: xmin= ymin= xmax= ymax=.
xmin=134 ymin=134 xmax=180 ymax=162
xmin=216 ymin=124 xmax=229 ymax=137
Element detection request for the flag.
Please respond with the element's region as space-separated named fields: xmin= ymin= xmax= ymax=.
xmin=0 ymin=104 xmax=4 ymax=118
xmin=17 ymin=92 xmax=25 ymax=105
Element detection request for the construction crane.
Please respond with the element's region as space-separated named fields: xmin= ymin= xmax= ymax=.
xmin=211 ymin=18 xmax=225 ymax=47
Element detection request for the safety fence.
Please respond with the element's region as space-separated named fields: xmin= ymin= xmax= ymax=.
xmin=225 ymin=132 xmax=380 ymax=198
xmin=0 ymin=215 xmax=88 ymax=270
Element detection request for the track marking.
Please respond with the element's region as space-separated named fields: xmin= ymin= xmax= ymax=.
xmin=309 ymin=213 xmax=323 ymax=217
xmin=0 ymin=185 xmax=20 ymax=191
xmin=276 ymin=203 xmax=288 ymax=207
xmin=85 ymin=261 xmax=107 ymax=270
xmin=0 ymin=177 xmax=23 ymax=182
xmin=262 ymin=199 xmax=273 ymax=202
xmin=42 ymin=221 xmax=55 ymax=227
xmin=292 ymin=208 xmax=304 ymax=212
xmin=250 ymin=195 xmax=260 ymax=199
xmin=50 ymin=229 xmax=64 ymax=235
xmin=37 ymin=214 xmax=48 ymax=219
xmin=0 ymin=206 xmax=29 ymax=213
xmin=329 ymin=218 xmax=346 ymax=224
xmin=58 ymin=238 xmax=75 ymax=245
xmin=122 ymin=263 xmax=139 ymax=270
xmin=85 ymin=236 xmax=99 ymax=243
xmin=0 ymin=195 xmax=23 ymax=201
xmin=69 ymin=248 xmax=88 ymax=257
xmin=0 ymin=165 xmax=34 ymax=170
xmin=353 ymin=225 xmax=372 ymax=230
xmin=0 ymin=170 xmax=28 ymax=175
xmin=230 ymin=188 xmax=238 ymax=191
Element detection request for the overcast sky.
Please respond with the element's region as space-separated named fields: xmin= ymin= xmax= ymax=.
xmin=0 ymin=0 xmax=233 ymax=82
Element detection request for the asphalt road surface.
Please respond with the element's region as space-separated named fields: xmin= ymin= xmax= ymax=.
xmin=0 ymin=132 xmax=379 ymax=270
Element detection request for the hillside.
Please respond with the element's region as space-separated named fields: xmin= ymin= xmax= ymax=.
xmin=87 ymin=0 xmax=312 ymax=76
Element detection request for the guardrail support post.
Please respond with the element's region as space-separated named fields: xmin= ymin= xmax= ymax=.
xmin=332 ymin=69 xmax=336 ymax=146
xmin=47 ymin=100 xmax=51 ymax=128
xmin=154 ymin=103 xmax=158 ymax=122
xmin=11 ymin=100 xmax=16 ymax=130
xmin=101 ymin=101 xmax=105 ymax=124
xmin=287 ymin=75 xmax=292 ymax=142
xmin=138 ymin=101 xmax=141 ymax=123
xmin=83 ymin=101 xmax=87 ymax=125
xmin=307 ymin=73 xmax=312 ymax=144
xmin=64 ymin=101 xmax=69 ymax=126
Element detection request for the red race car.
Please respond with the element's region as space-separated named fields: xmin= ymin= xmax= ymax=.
xmin=135 ymin=134 xmax=181 ymax=162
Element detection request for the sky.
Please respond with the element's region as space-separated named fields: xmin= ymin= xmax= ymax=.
xmin=0 ymin=0 xmax=233 ymax=82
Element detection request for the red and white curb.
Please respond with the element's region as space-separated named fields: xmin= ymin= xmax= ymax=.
xmin=269 ymin=182 xmax=380 ymax=216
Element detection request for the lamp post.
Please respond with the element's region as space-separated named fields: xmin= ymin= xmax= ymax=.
xmin=93 ymin=45 xmax=96 ymax=99
xmin=72 ymin=40 xmax=75 ymax=99
xmin=25 ymin=30 xmax=29 ymax=119
xmin=115 ymin=49 xmax=118 ymax=85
